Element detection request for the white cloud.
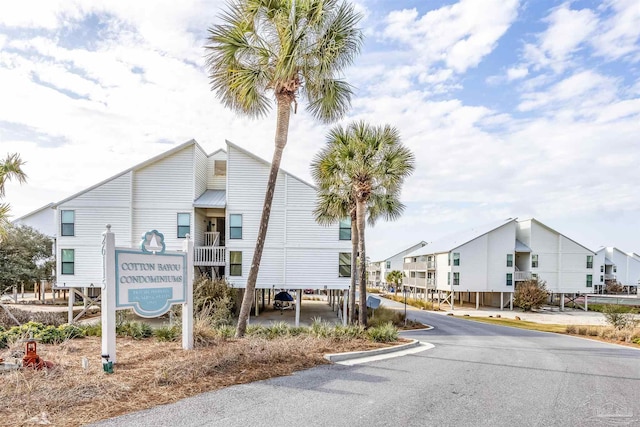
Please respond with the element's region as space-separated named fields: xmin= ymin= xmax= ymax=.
xmin=506 ymin=66 xmax=528 ymax=81
xmin=592 ymin=0 xmax=640 ymax=61
xmin=524 ymin=3 xmax=598 ymax=72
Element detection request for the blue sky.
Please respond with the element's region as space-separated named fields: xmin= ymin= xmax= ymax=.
xmin=1 ymin=0 xmax=639 ymax=260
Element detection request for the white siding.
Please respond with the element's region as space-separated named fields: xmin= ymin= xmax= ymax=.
xmin=132 ymin=145 xmax=194 ymax=251
xmin=435 ymin=253 xmax=450 ymax=291
xmin=226 ymin=145 xmax=350 ymax=289
xmin=14 ymin=206 xmax=56 ymax=237
xmin=207 ymin=151 xmax=227 ymax=190
xmin=56 ymin=172 xmax=132 ymax=288
xmin=194 ymin=146 xmax=208 ymax=198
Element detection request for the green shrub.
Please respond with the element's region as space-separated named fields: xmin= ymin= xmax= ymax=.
xmin=81 ymin=323 xmax=102 ymax=337
xmin=0 ymin=332 xmax=7 ymax=349
xmin=58 ymin=324 xmax=85 ymax=340
xmin=154 ymin=325 xmax=180 ymax=342
xmin=116 ymin=321 xmax=153 ymax=340
xmin=368 ymin=306 xmax=406 ymax=328
xmin=193 ymin=276 xmax=238 ymax=325
xmin=367 ymin=322 xmax=398 ymax=342
xmin=36 ymin=326 xmax=64 ymax=344
xmin=215 ymin=325 xmax=235 ymax=340
xmin=309 ymin=318 xmax=333 ymax=338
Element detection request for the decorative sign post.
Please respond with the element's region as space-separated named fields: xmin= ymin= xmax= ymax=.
xmin=102 ymin=225 xmax=193 ymax=364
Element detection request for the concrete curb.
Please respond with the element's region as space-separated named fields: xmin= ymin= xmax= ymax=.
xmin=324 ymin=339 xmax=421 ymax=363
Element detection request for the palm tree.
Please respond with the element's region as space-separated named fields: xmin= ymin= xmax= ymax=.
xmin=313 ymin=121 xmax=414 ymax=326
xmin=312 ymin=173 xmax=407 ymax=324
xmin=205 ymin=0 xmax=363 ymax=337
xmin=0 ymin=153 xmax=27 ymax=231
xmin=386 ymin=270 xmax=403 ymax=296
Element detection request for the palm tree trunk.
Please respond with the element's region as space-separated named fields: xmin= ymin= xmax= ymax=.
xmin=356 ymin=198 xmax=367 ymax=327
xmin=236 ymin=96 xmax=291 ymax=338
xmin=349 ymin=211 xmax=358 ymax=324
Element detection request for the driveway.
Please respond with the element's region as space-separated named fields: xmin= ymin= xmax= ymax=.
xmin=91 ymin=301 xmax=640 ymax=427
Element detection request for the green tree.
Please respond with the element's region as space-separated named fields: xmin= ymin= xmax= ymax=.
xmin=0 ymin=225 xmax=53 ymax=295
xmin=313 ymin=121 xmax=414 ymax=326
xmin=205 ymin=0 xmax=363 ymax=338
xmin=514 ymin=278 xmax=549 ymax=311
xmin=386 ymin=270 xmax=403 ymax=296
xmin=0 ymin=153 xmax=27 ymax=232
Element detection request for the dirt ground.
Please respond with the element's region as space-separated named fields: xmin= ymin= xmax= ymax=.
xmin=0 ymin=335 xmax=391 ymax=427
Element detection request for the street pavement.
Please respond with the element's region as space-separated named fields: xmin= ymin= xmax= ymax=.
xmin=91 ymin=299 xmax=640 ymax=427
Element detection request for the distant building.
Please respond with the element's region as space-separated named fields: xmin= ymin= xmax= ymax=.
xmin=403 ymin=218 xmax=598 ymax=309
xmin=594 ymin=247 xmax=640 ymax=294
xmin=367 ymin=241 xmax=426 ymax=288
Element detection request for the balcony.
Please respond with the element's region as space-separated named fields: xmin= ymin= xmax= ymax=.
xmin=404 ymin=261 xmax=427 ymax=271
xmin=604 ymin=273 xmax=616 ymax=280
xmin=194 ymin=231 xmax=225 ymax=266
xmin=194 ymin=246 xmax=226 ymax=266
xmin=514 ymin=271 xmax=532 ymax=281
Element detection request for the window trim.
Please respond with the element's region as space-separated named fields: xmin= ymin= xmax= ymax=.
xmin=531 ymin=254 xmax=538 ymax=268
xmin=339 ymin=218 xmax=351 ymax=241
xmin=506 ymin=254 xmax=513 ymax=267
xmin=339 ymin=252 xmax=351 ymax=277
xmin=229 ymin=251 xmax=242 ymax=276
xmin=453 ymin=252 xmax=460 ymax=266
xmin=61 ymin=210 xmax=75 ymax=237
xmin=177 ymin=213 xmax=191 ymax=239
xmin=586 ymin=274 xmax=593 ymax=288
xmin=214 ymin=160 xmax=227 ymax=176
xmin=453 ymin=272 xmax=460 ymax=286
xmin=229 ymin=214 xmax=243 ymax=240
xmin=586 ymin=255 xmax=593 ymax=269
xmin=506 ymin=273 xmax=513 ymax=286
xmin=386 ymin=260 xmax=391 ymax=269
xmin=61 ymin=249 xmax=75 ymax=275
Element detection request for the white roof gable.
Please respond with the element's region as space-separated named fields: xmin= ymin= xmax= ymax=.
xmin=406 ymin=218 xmax=516 ymax=257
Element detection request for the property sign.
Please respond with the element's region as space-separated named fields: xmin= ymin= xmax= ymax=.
xmin=102 ymin=227 xmax=194 ymax=363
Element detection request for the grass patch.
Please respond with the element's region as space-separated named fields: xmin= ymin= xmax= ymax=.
xmin=458 ymin=316 xmax=570 ymax=333
xmin=384 ymin=294 xmax=437 ymax=311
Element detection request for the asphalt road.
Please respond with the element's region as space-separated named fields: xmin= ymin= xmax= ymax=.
xmin=91 ymin=302 xmax=640 ymax=427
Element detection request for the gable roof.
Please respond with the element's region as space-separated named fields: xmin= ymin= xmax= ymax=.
xmin=226 ymin=140 xmax=317 ymax=190
xmin=524 ymin=218 xmax=595 ymax=254
xmin=406 ymin=218 xmax=517 ymax=257
xmin=374 ymin=241 xmax=427 ymax=263
xmin=12 ymin=202 xmax=54 ymax=223
xmin=55 ymin=139 xmax=207 ymax=207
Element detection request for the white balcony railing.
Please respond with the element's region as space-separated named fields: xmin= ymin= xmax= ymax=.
xmin=604 ymin=273 xmax=616 ymax=280
xmin=204 ymin=231 xmax=220 ymax=247
xmin=514 ymin=271 xmax=532 ymax=281
xmin=194 ymin=246 xmax=225 ymax=266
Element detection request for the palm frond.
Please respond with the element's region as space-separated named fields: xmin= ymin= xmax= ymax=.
xmin=0 ymin=153 xmax=27 ymax=197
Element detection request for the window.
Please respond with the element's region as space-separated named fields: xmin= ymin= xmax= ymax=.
xmin=229 ymin=214 xmax=242 ymax=239
xmin=61 ymin=249 xmax=74 ymax=275
xmin=177 ymin=213 xmax=190 ymax=238
xmin=586 ymin=274 xmax=593 ymax=287
xmin=339 ymin=253 xmax=351 ymax=277
xmin=531 ymin=254 xmax=538 ymax=268
xmin=448 ymin=272 xmax=450 ymax=285
xmin=532 ymin=273 xmax=538 ymax=280
xmin=214 ymin=160 xmax=227 ymax=176
xmin=229 ymin=251 xmax=242 ymax=276
xmin=506 ymin=254 xmax=513 ymax=267
xmin=613 ymin=266 xmax=617 ymax=273
xmin=61 ymin=210 xmax=75 ymax=236
xmin=506 ymin=273 xmax=513 ymax=286
xmin=600 ymin=265 xmax=604 ymax=273
xmin=600 ymin=275 xmax=604 ymax=282
xmin=410 ymin=271 xmax=416 ymax=278
xmin=586 ymin=255 xmax=593 ymax=269
xmin=386 ymin=261 xmax=391 ymax=269
xmin=453 ymin=272 xmax=460 ymax=286
xmin=339 ymin=218 xmax=351 ymax=240
xmin=453 ymin=253 xmax=460 ymax=266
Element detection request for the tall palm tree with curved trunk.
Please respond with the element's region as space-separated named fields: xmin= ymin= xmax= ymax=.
xmin=0 ymin=153 xmax=27 ymax=233
xmin=205 ymin=0 xmax=363 ymax=337
xmin=313 ymin=122 xmax=414 ymax=326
